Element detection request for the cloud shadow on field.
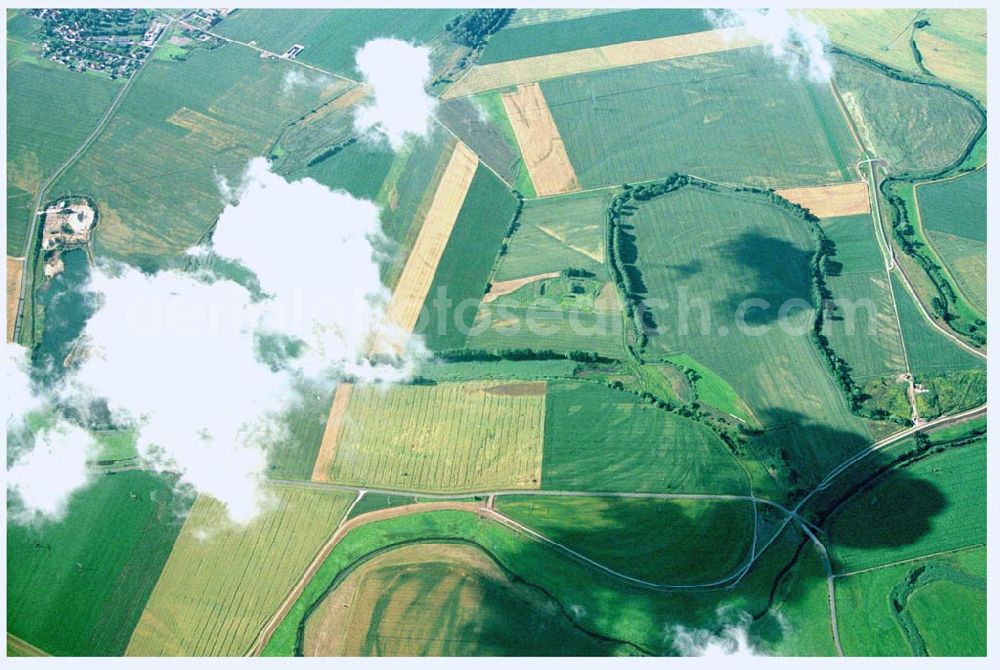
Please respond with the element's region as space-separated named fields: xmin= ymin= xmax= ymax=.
xmin=713 ymin=230 xmax=813 ymax=327
xmin=755 ymin=407 xmax=954 ymax=556
xmin=662 ymin=259 xmax=703 ymax=279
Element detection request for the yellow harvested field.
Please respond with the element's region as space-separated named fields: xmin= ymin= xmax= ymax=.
xmin=316 ymin=381 xmax=547 ymax=493
xmin=483 ymin=271 xmax=560 ymax=303
xmin=126 ymin=485 xmax=353 ymax=656
xmin=776 ymin=181 xmax=871 ymax=218
xmin=502 ymin=84 xmax=580 ymax=197
xmin=6 ymin=257 xmax=23 ymax=342
xmin=444 ymin=28 xmax=762 ymax=98
xmin=385 ymin=141 xmax=478 ymax=333
xmin=311 ymin=383 xmax=353 ymax=482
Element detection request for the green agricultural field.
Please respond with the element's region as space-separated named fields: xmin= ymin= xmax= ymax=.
xmin=296 ymin=140 xmax=395 ymax=202
xmin=264 ymin=507 xmax=814 ymax=657
xmin=807 ymin=9 xmax=987 ymax=102
xmin=835 ymin=560 xmax=920 ymax=656
xmin=820 ymin=215 xmax=907 ymax=382
xmin=916 ymin=169 xmax=986 ymax=313
xmin=751 ymin=544 xmax=839 ymax=656
xmin=378 ymin=128 xmax=456 ymax=289
xmin=923 ymin=232 xmax=986 ymax=315
xmin=437 ymin=95 xmax=529 ymax=192
xmin=322 ymin=381 xmax=546 ymax=493
xmin=214 ymin=8 xmax=460 ymax=78
xmin=300 ymin=543 xmax=621 ymax=656
xmin=540 ymin=381 xmax=750 ymax=495
xmin=495 ymin=496 xmax=754 ymax=585
xmin=495 ymin=190 xmax=610 ymax=281
xmin=7 ymin=471 xmax=191 ymax=656
xmin=344 ymin=492 xmax=418 ymax=520
xmin=419 ymin=164 xmax=518 ymax=351
xmin=890 ymin=274 xmax=984 ymax=376
xmin=126 ymin=484 xmax=353 ymax=656
xmin=465 ymin=189 xmax=622 ymax=357
xmin=912 ymin=9 xmax=988 ymax=103
xmin=917 ymin=169 xmax=986 ymax=242
xmin=49 ymin=43 xmax=340 ymax=270
xmin=664 ymin=353 xmax=754 ymax=424
xmin=6 ymin=33 xmax=122 ymax=254
xmin=265 ymin=382 xmax=338 ymax=480
xmin=833 ymin=54 xmax=982 ymax=175
xmin=835 ymin=546 xmax=985 ymax=656
xmin=478 ymin=8 xmax=712 ymax=64
xmin=541 ymin=47 xmax=860 ymax=189
xmin=825 ymin=437 xmax=985 ymax=573
xmin=628 ymin=186 xmax=870 ymax=485
xmin=906 ymin=577 xmax=986 ymax=656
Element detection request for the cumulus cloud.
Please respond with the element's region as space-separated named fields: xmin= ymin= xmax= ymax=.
xmin=62 ymin=266 xmax=287 ymax=524
xmin=707 ymin=9 xmax=832 ymax=84
xmin=353 ymin=38 xmax=436 ymax=149
xmin=8 ymin=420 xmax=94 ymax=523
xmin=8 ymin=158 xmax=427 ymax=525
xmin=671 ymin=610 xmax=759 ymax=657
xmin=211 ymin=157 xmax=427 ymax=379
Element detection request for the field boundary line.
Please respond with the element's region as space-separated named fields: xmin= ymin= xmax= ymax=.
xmin=833 ymin=543 xmax=986 ymax=579
xmin=179 ymin=21 xmax=361 ymax=85
xmin=430 ymin=113 xmax=516 ymax=191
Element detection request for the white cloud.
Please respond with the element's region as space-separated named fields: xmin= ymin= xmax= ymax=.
xmin=353 ymin=38 xmax=436 ymax=150
xmin=670 ymin=610 xmax=759 ymax=657
xmin=8 ymin=420 xmax=94 ymax=523
xmin=211 ymin=158 xmax=427 ymax=380
xmin=707 ymin=9 xmax=832 ymax=84
xmin=63 ymin=265 xmax=287 ymax=524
